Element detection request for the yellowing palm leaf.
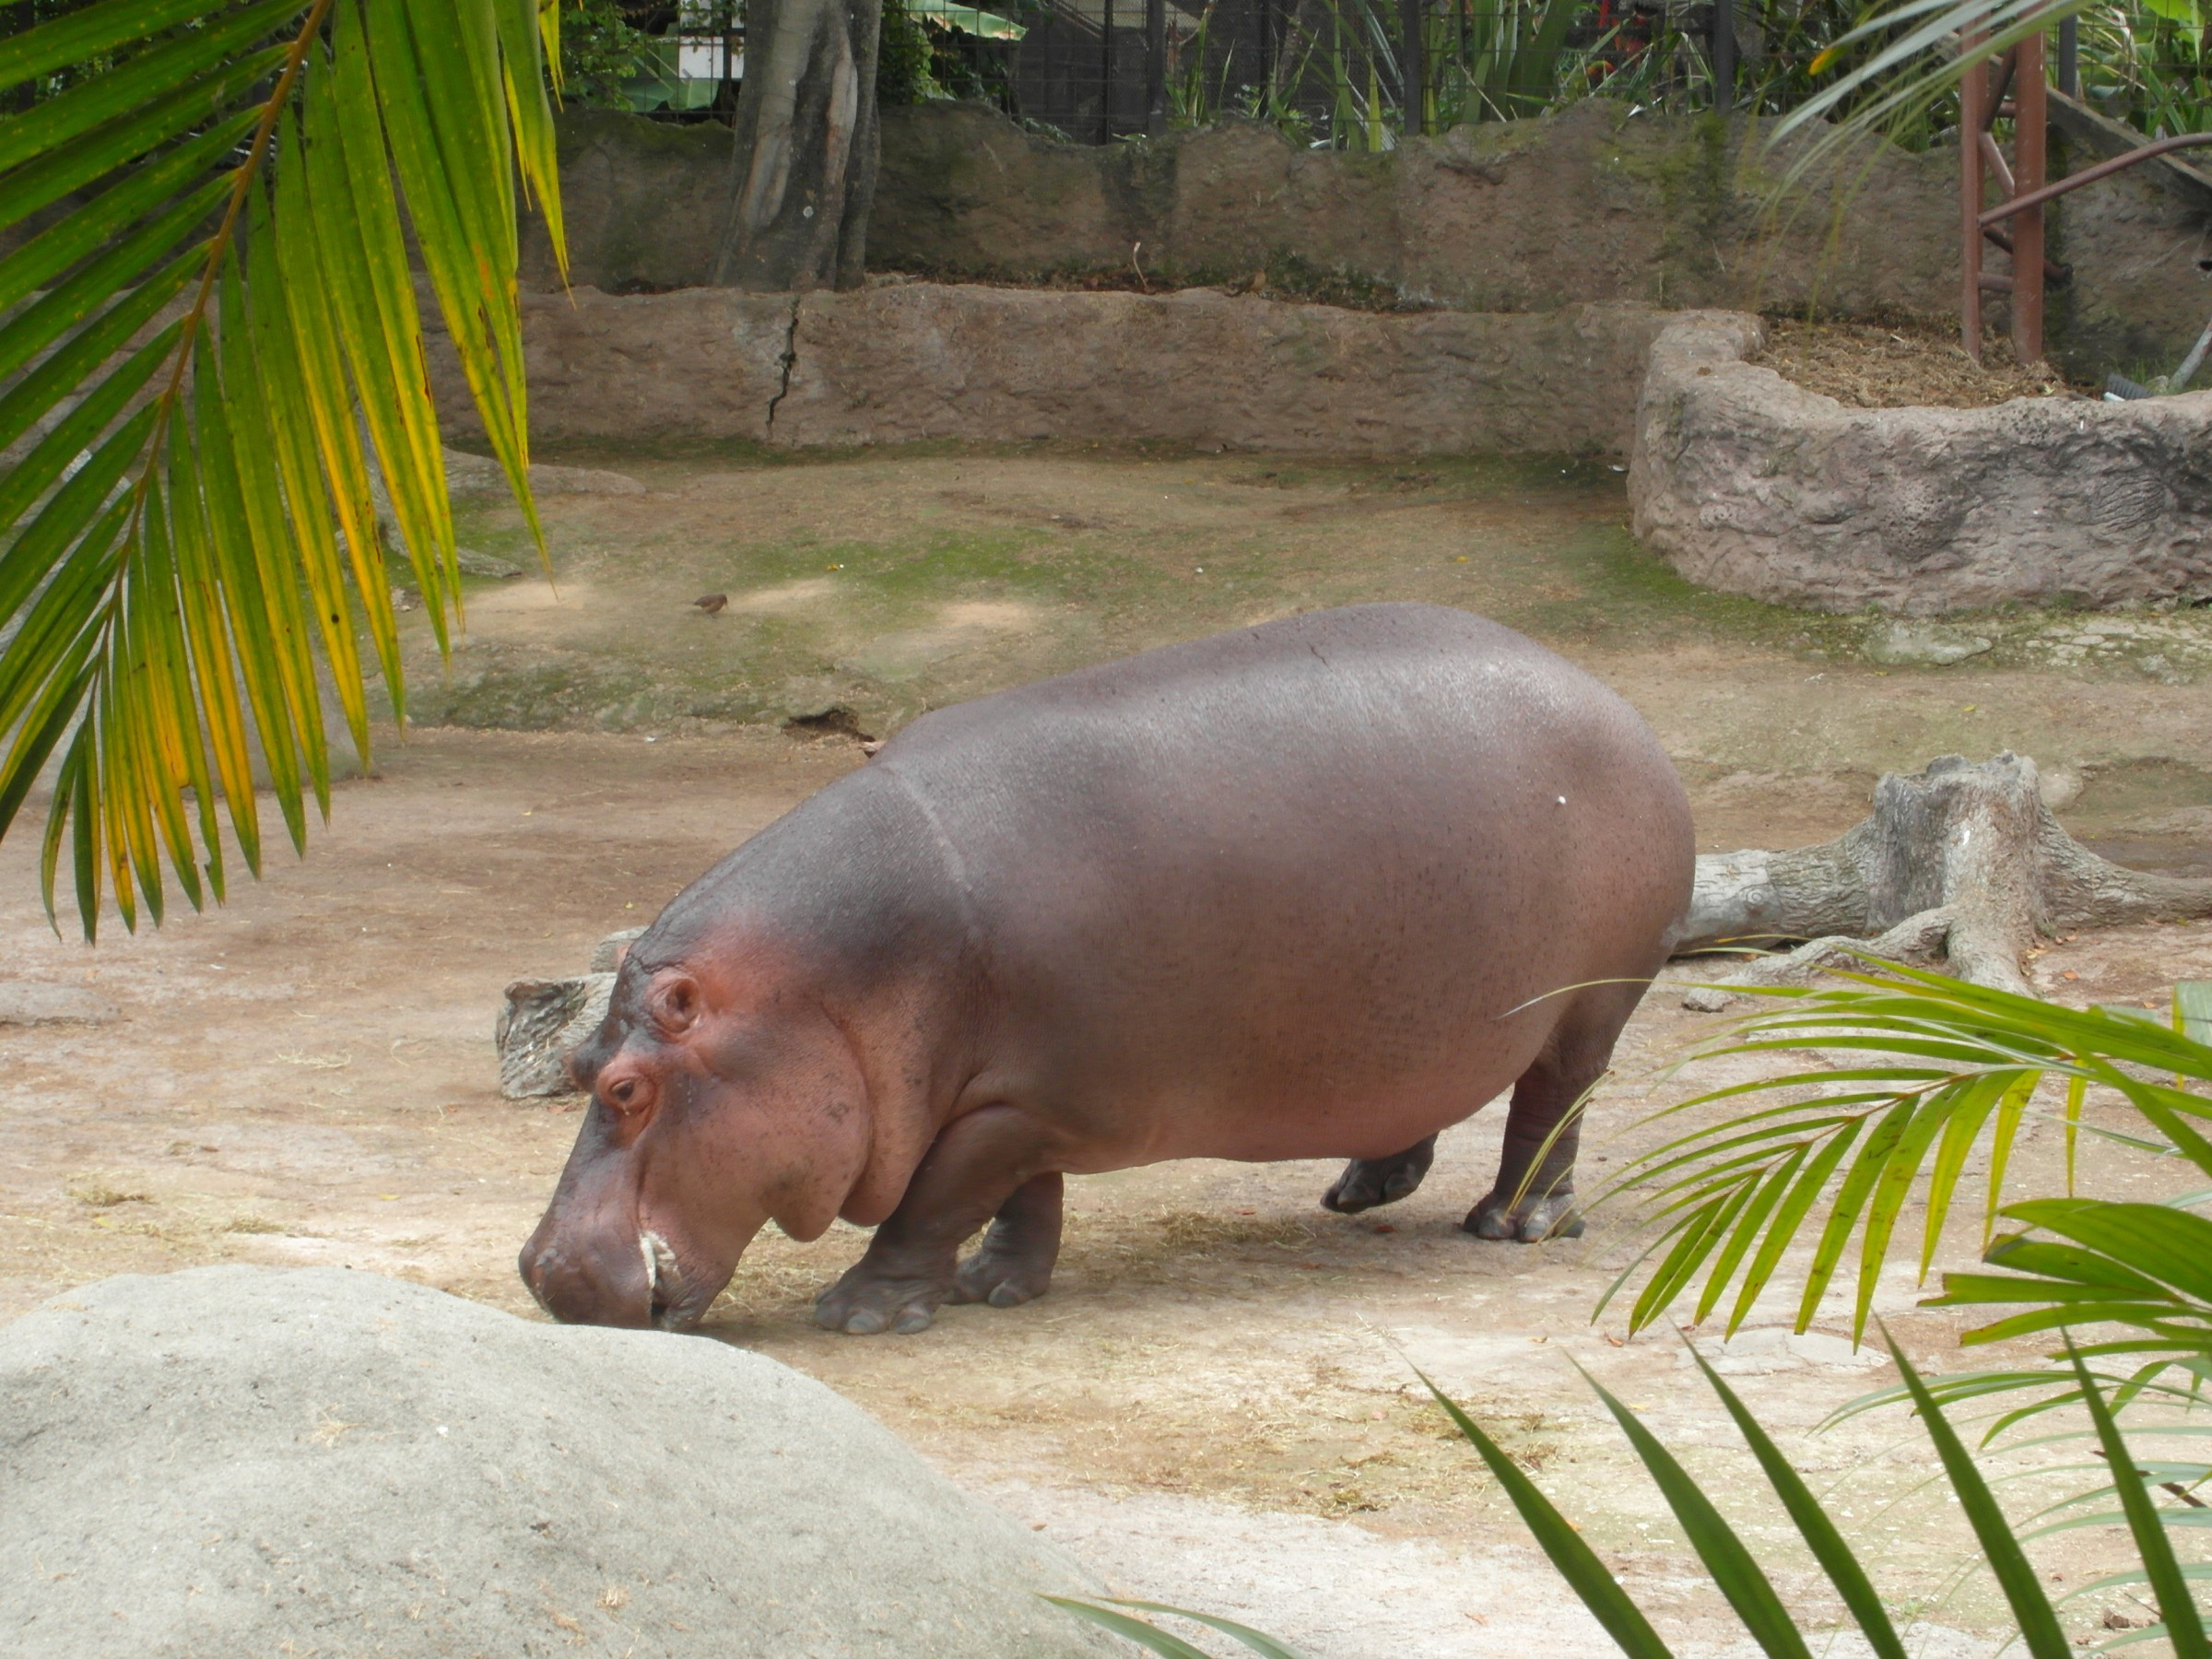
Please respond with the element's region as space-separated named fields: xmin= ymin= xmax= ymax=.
xmin=0 ymin=0 xmax=564 ymax=936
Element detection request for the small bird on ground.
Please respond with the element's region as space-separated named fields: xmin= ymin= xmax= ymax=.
xmin=692 ymin=593 xmax=727 ymax=615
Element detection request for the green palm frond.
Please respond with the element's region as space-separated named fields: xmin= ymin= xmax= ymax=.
xmin=0 ymin=0 xmax=563 ymax=937
xmin=1440 ymin=1343 xmax=2066 ymax=1657
xmin=1597 ymin=967 xmax=2212 ymax=1345
xmin=1768 ymin=0 xmax=2096 ymax=187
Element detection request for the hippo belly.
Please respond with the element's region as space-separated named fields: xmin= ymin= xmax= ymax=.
xmin=521 ymin=604 xmax=1694 ymax=1335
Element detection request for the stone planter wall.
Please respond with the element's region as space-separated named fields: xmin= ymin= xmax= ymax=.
xmin=429 ymin=282 xmax=1668 ymax=459
xmin=1629 ymin=312 xmax=2212 ymax=614
xmin=524 ymin=100 xmax=2212 ymax=375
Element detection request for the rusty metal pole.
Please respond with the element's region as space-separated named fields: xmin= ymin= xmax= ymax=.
xmin=1959 ymin=21 xmax=1985 ymax=359
xmin=2012 ymin=24 xmax=2047 ymax=364
xmin=1145 ymin=0 xmax=1166 ymax=135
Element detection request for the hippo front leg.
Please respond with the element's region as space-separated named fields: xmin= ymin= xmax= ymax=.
xmin=815 ymin=1106 xmax=1056 ymax=1335
xmin=1322 ymin=1135 xmax=1437 ymax=1214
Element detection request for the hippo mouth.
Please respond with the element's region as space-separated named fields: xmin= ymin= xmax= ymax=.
xmin=640 ymin=1230 xmax=709 ymax=1331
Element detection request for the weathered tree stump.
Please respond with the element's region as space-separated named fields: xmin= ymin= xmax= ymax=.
xmin=494 ymin=929 xmax=645 ymax=1099
xmin=496 ymin=976 xmax=612 ymax=1098
xmin=1678 ymin=753 xmax=2212 ymax=1008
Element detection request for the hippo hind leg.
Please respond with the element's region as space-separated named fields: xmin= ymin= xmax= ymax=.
xmin=1322 ymin=1135 xmax=1437 ymax=1215
xmin=1466 ymin=984 xmax=1643 ymax=1244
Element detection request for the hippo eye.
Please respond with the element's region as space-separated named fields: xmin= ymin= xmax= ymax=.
xmin=602 ymin=1075 xmax=653 ymax=1116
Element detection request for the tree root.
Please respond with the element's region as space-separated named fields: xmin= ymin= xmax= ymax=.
xmin=1677 ymin=754 xmax=2212 ymax=1010
xmin=1680 ymin=909 xmax=1958 ymax=1012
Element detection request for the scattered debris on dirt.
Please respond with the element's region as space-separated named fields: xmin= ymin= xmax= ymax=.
xmin=782 ymin=705 xmax=876 ymax=744
xmin=1755 ymin=317 xmax=2082 ymax=408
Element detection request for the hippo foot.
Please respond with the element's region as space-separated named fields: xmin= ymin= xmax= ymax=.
xmin=949 ymin=1240 xmax=1053 ymax=1309
xmin=1322 ymin=1138 xmax=1437 ymax=1215
xmin=1464 ymin=1189 xmax=1584 ymax=1242
xmin=813 ymin=1261 xmax=952 ymax=1335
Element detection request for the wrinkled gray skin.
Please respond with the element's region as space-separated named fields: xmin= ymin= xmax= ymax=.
xmin=520 ymin=604 xmax=1695 ymax=1335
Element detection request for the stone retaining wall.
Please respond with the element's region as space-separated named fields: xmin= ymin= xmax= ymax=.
xmin=1629 ymin=312 xmax=2212 ymax=613
xmin=429 ymin=283 xmax=1667 ymax=459
xmin=524 ymin=100 xmax=2212 ymax=372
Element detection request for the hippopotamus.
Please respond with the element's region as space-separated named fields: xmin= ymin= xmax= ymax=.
xmin=521 ymin=603 xmax=1694 ymax=1335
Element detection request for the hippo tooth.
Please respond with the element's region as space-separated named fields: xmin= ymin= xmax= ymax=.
xmin=640 ymin=1230 xmax=683 ymax=1314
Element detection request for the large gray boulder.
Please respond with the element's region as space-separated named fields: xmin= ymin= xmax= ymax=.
xmin=1 ymin=1266 xmax=1114 ymax=1659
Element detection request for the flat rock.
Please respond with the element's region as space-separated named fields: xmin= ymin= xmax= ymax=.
xmin=455 ymin=547 xmax=526 ymax=580
xmin=0 ymin=1266 xmax=1112 ymax=1659
xmin=441 ymin=445 xmax=646 ymax=497
xmin=1864 ymin=620 xmax=1994 ymax=667
xmin=0 ymin=981 xmax=118 ymax=1025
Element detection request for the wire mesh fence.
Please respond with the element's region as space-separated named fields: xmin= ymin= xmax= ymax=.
xmin=596 ymin=0 xmax=2212 ymax=150
xmin=912 ymin=0 xmax=1748 ymax=146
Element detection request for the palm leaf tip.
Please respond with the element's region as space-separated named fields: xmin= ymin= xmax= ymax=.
xmin=0 ymin=0 xmax=559 ymax=935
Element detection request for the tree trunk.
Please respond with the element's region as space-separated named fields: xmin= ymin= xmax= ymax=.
xmin=1679 ymin=753 xmax=2212 ymax=1008
xmin=714 ymin=0 xmax=881 ymax=291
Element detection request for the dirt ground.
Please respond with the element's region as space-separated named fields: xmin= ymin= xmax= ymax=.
xmin=1754 ymin=318 xmax=2083 ymax=409
xmin=6 ymin=447 xmax=2212 ymax=1655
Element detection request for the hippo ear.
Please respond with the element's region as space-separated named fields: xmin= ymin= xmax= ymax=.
xmin=647 ymin=973 xmax=703 ymax=1040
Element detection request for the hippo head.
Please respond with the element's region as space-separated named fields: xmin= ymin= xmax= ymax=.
xmin=518 ymin=940 xmax=876 ymax=1330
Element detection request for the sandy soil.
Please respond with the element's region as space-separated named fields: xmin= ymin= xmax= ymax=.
xmin=5 ymin=449 xmax=2210 ymax=1654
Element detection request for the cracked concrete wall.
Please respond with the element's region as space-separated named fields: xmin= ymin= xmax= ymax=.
xmin=867 ymin=100 xmax=1964 ymax=321
xmin=524 ymin=102 xmax=1959 ymax=321
xmin=426 ymin=286 xmax=796 ymax=449
xmin=425 ymin=282 xmax=1666 ymax=458
xmin=1629 ymin=312 xmax=2212 ymax=613
xmin=523 ymin=101 xmax=2212 ymax=374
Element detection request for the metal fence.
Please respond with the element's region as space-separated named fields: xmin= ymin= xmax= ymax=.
xmin=932 ymin=0 xmax=1742 ymax=146
xmin=612 ymin=1 xmax=2206 ymax=151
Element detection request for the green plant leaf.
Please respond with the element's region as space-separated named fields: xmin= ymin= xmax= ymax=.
xmin=1041 ymin=1596 xmax=1229 ymax=1659
xmin=1581 ymin=1365 xmax=1813 ymax=1659
xmin=1418 ymin=1370 xmax=1676 ymax=1658
xmin=0 ymin=0 xmax=562 ymax=934
xmin=0 ymin=0 xmax=225 ymax=96
xmin=1097 ymin=1600 xmax=1316 ymax=1659
xmin=1687 ymin=1344 xmax=1909 ymax=1659
xmin=1888 ymin=1333 xmax=2070 ymax=1659
xmin=2064 ymin=1340 xmax=2209 ymax=1656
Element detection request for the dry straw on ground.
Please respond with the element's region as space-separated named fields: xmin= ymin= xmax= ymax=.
xmin=1755 ymin=317 xmax=2079 ymax=408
